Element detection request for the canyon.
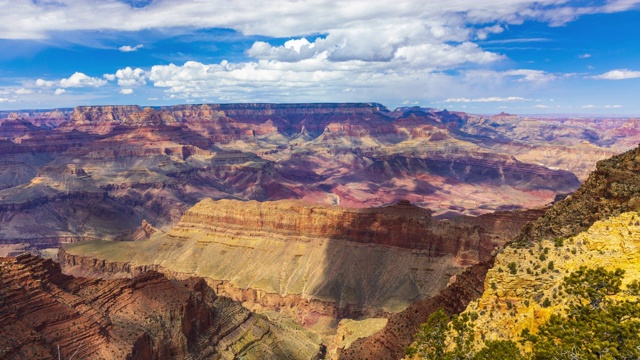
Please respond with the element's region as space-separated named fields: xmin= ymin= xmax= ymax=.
xmin=404 ymin=144 xmax=640 ymax=359
xmin=1 ymin=103 xmax=636 ymax=256
xmin=1 ymin=103 xmax=640 ymax=359
xmin=59 ymin=198 xmax=541 ymax=358
xmin=0 ymin=253 xmax=323 ymax=359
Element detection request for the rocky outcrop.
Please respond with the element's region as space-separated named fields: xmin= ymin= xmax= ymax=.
xmin=0 ymin=253 xmax=322 ymax=359
xmin=339 ymin=259 xmax=493 ymax=360
xmin=60 ymin=199 xmax=542 ymax=340
xmin=399 ymin=143 xmax=640 ymax=357
xmin=455 ymin=212 xmax=640 ymax=350
xmin=0 ymin=103 xmax=635 ymax=251
xmin=516 ymin=145 xmax=640 ymax=244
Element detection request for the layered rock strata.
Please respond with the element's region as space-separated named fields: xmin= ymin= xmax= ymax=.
xmin=404 ymin=143 xmax=640 ymax=356
xmin=0 ymin=253 xmax=322 ymax=359
xmin=60 ymin=199 xmax=542 ymax=338
xmin=517 ymin=145 xmax=640 ymax=244
xmin=3 ymin=103 xmax=632 ymax=252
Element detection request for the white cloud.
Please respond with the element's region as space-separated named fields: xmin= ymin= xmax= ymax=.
xmin=462 ymin=69 xmax=557 ymax=84
xmin=147 ymin=59 xmax=466 ymax=103
xmin=7 ymin=1 xmax=629 ymax=108
xmin=591 ymin=69 xmax=640 ymax=80
xmin=15 ymin=88 xmax=33 ymax=95
xmin=35 ymin=79 xmax=55 ymax=87
xmin=0 ymin=97 xmax=16 ymax=103
xmin=533 ymin=104 xmax=549 ymax=108
xmin=119 ymin=88 xmax=134 ymax=95
xmin=2 ymin=0 xmax=632 ymax=109
xmin=36 ymin=73 xmax=106 ymax=89
xmin=503 ymin=69 xmax=556 ymax=82
xmin=476 ymin=24 xmax=503 ymax=40
xmin=578 ymin=53 xmax=592 ymax=59
xmin=54 ymin=88 xmax=66 ymax=95
xmin=119 ymin=44 xmax=143 ymax=52
xmin=59 ymin=72 xmax=108 ymax=88
xmin=112 ymin=67 xmax=146 ymax=87
xmin=0 ymin=0 xmax=635 ymax=41
xmin=443 ymin=96 xmax=528 ymax=103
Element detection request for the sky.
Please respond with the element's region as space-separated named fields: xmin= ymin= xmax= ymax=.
xmin=0 ymin=0 xmax=639 ymax=115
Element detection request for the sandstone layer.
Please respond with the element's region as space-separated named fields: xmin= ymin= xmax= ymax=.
xmin=60 ymin=198 xmax=542 ymax=357
xmin=460 ymin=212 xmax=640 ymax=349
xmin=419 ymin=143 xmax=640 ymax=355
xmin=339 ymin=259 xmax=493 ymax=359
xmin=516 ymin=145 xmax=640 ymax=244
xmin=2 ymin=104 xmax=632 ymax=253
xmin=0 ymin=253 xmax=322 ymax=359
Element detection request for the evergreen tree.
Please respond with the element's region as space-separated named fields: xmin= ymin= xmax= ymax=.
xmin=473 ymin=340 xmax=522 ymax=360
xmin=526 ymin=267 xmax=640 ymax=360
xmin=405 ymin=308 xmax=449 ymax=359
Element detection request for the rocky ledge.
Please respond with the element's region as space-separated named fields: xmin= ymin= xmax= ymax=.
xmin=60 ymin=199 xmax=542 ymax=337
xmin=0 ymin=253 xmax=322 ymax=359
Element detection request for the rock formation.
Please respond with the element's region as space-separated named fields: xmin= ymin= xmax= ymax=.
xmin=516 ymin=145 xmax=640 ymax=244
xmin=59 ymin=198 xmax=542 ymax=359
xmin=0 ymin=253 xmax=322 ymax=359
xmin=1 ymin=104 xmax=634 ymax=255
xmin=403 ymin=143 xmax=640 ymax=357
xmin=339 ymin=259 xmax=493 ymax=359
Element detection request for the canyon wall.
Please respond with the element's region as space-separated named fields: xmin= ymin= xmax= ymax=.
xmin=60 ymin=199 xmax=542 ymax=344
xmin=0 ymin=253 xmax=323 ymax=359
xmin=2 ymin=104 xmax=630 ymax=253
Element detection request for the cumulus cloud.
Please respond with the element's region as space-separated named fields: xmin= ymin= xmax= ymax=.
xmin=15 ymin=88 xmax=33 ymax=94
xmin=0 ymin=0 xmax=636 ymax=40
xmin=591 ymin=69 xmax=640 ymax=80
xmin=8 ymin=0 xmax=632 ymax=107
xmin=36 ymin=72 xmax=107 ymax=89
xmin=444 ymin=96 xmax=528 ymax=103
xmin=54 ymin=88 xmax=66 ymax=95
xmin=106 ymin=67 xmax=146 ymax=86
xmin=476 ymin=24 xmax=503 ymax=40
xmin=146 ymin=59 xmax=465 ymax=103
xmin=578 ymin=53 xmax=592 ymax=59
xmin=60 ymin=72 xmax=108 ymax=88
xmin=119 ymin=44 xmax=143 ymax=52
xmin=119 ymin=88 xmax=134 ymax=95
xmin=35 ymin=79 xmax=55 ymax=87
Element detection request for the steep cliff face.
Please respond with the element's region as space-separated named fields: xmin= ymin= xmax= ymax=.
xmin=517 ymin=145 xmax=640 ymax=244
xmin=0 ymin=104 xmax=634 ymax=255
xmin=339 ymin=259 xmax=493 ymax=360
xmin=412 ymin=143 xmax=640 ymax=356
xmin=0 ymin=253 xmax=322 ymax=360
xmin=60 ymin=199 xmax=541 ymax=341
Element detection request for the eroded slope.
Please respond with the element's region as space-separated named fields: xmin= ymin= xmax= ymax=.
xmin=60 ymin=199 xmax=542 ymax=340
xmin=4 ymin=104 xmax=631 ymax=255
xmin=0 ymin=253 xmax=322 ymax=360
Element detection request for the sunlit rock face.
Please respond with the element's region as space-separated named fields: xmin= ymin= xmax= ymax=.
xmin=59 ymin=197 xmax=541 ymax=357
xmin=3 ymin=103 xmax=632 ymax=255
xmin=0 ymin=253 xmax=323 ymax=360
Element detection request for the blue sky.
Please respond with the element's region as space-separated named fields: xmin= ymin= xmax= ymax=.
xmin=0 ymin=0 xmax=639 ymax=115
